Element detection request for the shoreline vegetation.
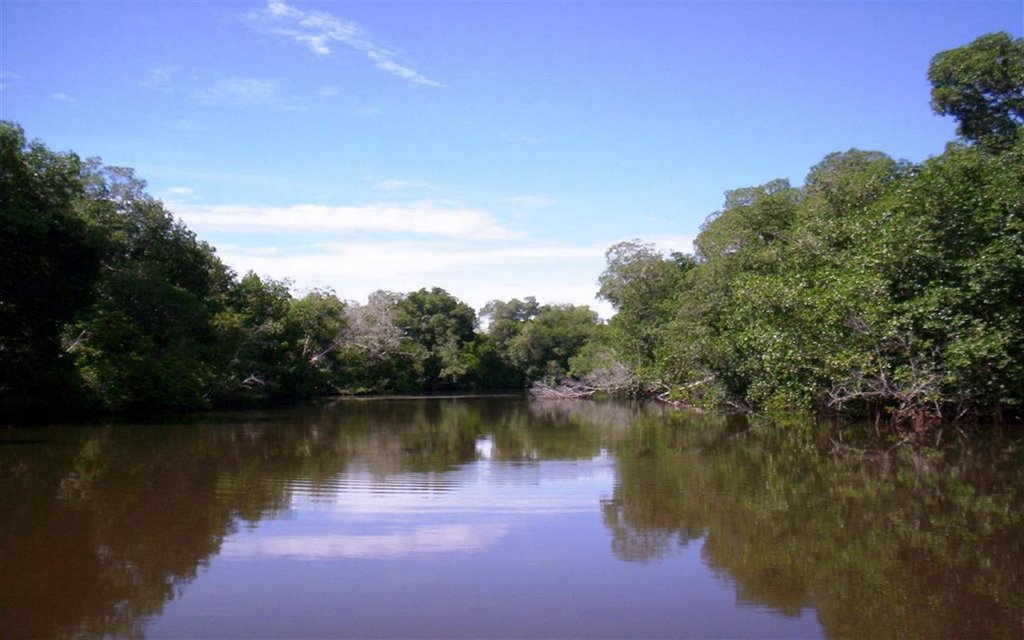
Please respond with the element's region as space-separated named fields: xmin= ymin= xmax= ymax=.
xmin=2 ymin=33 xmax=1022 ymax=433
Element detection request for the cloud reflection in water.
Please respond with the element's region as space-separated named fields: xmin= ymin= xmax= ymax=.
xmin=221 ymin=451 xmax=615 ymax=562
xmin=222 ymin=523 xmax=510 ymax=560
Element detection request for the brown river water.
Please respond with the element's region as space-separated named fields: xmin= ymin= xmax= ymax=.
xmin=1 ymin=395 xmax=1022 ymax=638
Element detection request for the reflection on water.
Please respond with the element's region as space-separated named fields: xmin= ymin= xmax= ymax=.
xmin=604 ymin=414 xmax=1024 ymax=638
xmin=221 ymin=523 xmax=512 ymax=560
xmin=0 ymin=397 xmax=1021 ymax=638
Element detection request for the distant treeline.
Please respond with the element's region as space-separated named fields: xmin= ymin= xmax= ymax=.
xmin=0 ymin=125 xmax=602 ymax=415
xmin=2 ymin=32 xmax=1022 ymax=426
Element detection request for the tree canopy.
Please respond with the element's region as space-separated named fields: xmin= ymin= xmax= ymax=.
xmin=3 ymin=32 xmax=1022 ymax=428
xmin=582 ymin=33 xmax=1024 ymax=426
xmin=929 ymin=32 xmax=1024 ymax=149
xmin=0 ymin=123 xmax=606 ymax=415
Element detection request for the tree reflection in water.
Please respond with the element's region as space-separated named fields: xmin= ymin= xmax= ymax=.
xmin=0 ymin=398 xmax=1021 ymax=638
xmin=0 ymin=397 xmax=637 ymax=638
xmin=603 ymin=412 xmax=1024 ymax=638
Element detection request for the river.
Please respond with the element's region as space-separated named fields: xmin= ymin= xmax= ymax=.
xmin=1 ymin=396 xmax=1021 ymax=638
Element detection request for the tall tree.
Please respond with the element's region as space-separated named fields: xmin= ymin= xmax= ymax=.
xmin=929 ymin=32 xmax=1024 ymax=149
xmin=68 ymin=167 xmax=232 ymax=411
xmin=597 ymin=241 xmax=694 ymax=373
xmin=0 ymin=123 xmax=105 ymax=413
xmin=507 ymin=304 xmax=601 ymax=382
xmin=393 ymin=287 xmax=478 ymax=389
xmin=477 ymin=297 xmax=541 ymax=386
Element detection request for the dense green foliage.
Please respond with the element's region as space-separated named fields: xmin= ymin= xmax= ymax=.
xmin=929 ymin=32 xmax=1024 ymax=150
xmin=3 ymin=33 xmax=1021 ymax=427
xmin=1 ymin=131 xmax=100 ymax=413
xmin=0 ymin=126 xmax=601 ymax=416
xmin=480 ymin=297 xmax=602 ymax=385
xmin=590 ymin=33 xmax=1024 ymax=426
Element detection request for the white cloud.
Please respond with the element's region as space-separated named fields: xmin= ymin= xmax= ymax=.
xmin=374 ymin=179 xmax=434 ymax=191
xmin=504 ymin=195 xmax=555 ymax=208
xmin=171 ymin=200 xmax=520 ymax=241
xmin=249 ymin=0 xmax=441 ymax=87
xmin=257 ymin=240 xmax=602 ymax=274
xmin=217 ymin=244 xmax=281 ymax=256
xmin=51 ymin=93 xmax=76 ymax=104
xmin=211 ymin=238 xmax=615 ymax=317
xmin=163 ymin=189 xmax=655 ymax=317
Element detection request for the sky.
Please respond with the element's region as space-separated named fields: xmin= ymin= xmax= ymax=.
xmin=2 ymin=1 xmax=1021 ymax=318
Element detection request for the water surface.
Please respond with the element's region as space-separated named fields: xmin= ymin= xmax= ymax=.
xmin=1 ymin=397 xmax=1021 ymax=638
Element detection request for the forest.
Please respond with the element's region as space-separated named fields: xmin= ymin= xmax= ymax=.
xmin=2 ymin=32 xmax=1022 ymax=427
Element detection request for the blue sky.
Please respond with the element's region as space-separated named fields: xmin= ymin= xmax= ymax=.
xmin=2 ymin=1 xmax=1021 ymax=317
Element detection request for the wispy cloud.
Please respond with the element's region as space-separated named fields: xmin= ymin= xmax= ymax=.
xmin=51 ymin=93 xmax=77 ymax=104
xmin=190 ymin=77 xmax=278 ymax=107
xmin=248 ymin=0 xmax=441 ymax=87
xmin=374 ymin=179 xmax=434 ymax=191
xmin=174 ymin=118 xmax=208 ymax=133
xmin=140 ymin=66 xmax=177 ymax=93
xmin=504 ymin=195 xmax=555 ymax=209
xmin=171 ymin=200 xmax=520 ymax=241
xmin=136 ymin=164 xmax=277 ymax=186
xmin=0 ymin=70 xmax=22 ymax=90
xmin=499 ymin=132 xmax=542 ymax=145
xmin=159 ymin=186 xmax=196 ymax=199
xmin=141 ymin=67 xmax=302 ymax=110
xmin=316 ymin=84 xmax=342 ymax=97
xmin=366 ymin=50 xmax=439 ymax=87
